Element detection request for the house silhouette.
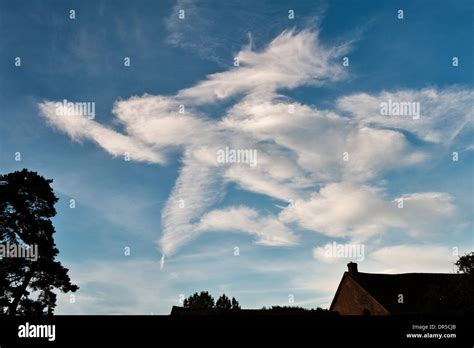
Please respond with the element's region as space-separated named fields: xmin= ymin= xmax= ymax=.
xmin=330 ymin=262 xmax=470 ymax=315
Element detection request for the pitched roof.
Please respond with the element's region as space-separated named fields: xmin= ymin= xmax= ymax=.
xmin=348 ymin=271 xmax=468 ymax=314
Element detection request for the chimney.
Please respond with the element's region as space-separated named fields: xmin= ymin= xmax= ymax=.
xmin=347 ymin=262 xmax=358 ymax=275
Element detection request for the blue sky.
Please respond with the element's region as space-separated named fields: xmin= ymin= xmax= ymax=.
xmin=0 ymin=0 xmax=473 ymax=314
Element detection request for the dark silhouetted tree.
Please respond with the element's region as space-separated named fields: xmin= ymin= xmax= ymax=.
xmin=183 ymin=291 xmax=215 ymax=309
xmin=0 ymin=169 xmax=78 ymax=315
xmin=231 ymin=297 xmax=240 ymax=310
xmin=215 ymin=294 xmax=231 ymax=309
xmin=454 ymin=252 xmax=474 ymax=313
xmin=455 ymin=252 xmax=473 ymax=275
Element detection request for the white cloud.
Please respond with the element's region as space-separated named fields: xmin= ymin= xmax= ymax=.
xmin=38 ymin=27 xmax=472 ymax=257
xmin=178 ymin=30 xmax=350 ymax=103
xmin=39 ymin=28 xmax=352 ymax=256
xmin=39 ymin=101 xmax=165 ymax=164
xmin=222 ymin=93 xmax=426 ymax=182
xmin=197 ymin=206 xmax=299 ymax=246
xmin=159 ymin=155 xmax=225 ymax=256
xmin=337 ymin=88 xmax=474 ymax=144
xmin=280 ymin=182 xmax=457 ymax=241
xmin=221 ymin=143 xmax=308 ymax=201
xmin=111 ymin=95 xmax=215 ymax=149
xmin=369 ymin=245 xmax=459 ymax=273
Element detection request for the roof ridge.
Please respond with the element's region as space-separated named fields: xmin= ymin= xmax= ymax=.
xmin=351 ymin=271 xmax=461 ymax=276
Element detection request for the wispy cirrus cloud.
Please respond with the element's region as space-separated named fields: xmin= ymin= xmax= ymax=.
xmin=337 ymin=88 xmax=474 ymax=144
xmin=222 ymin=92 xmax=427 ymax=182
xmin=39 ymin=29 xmax=352 ymax=257
xmin=38 ymin=25 xmax=473 ymax=260
xmin=159 ymin=156 xmax=225 ymax=255
xmin=280 ymin=183 xmax=458 ymax=242
xmin=39 ymin=101 xmax=165 ymax=164
xmin=164 ymin=0 xmax=327 ymax=66
xmin=178 ymin=29 xmax=350 ymax=103
xmin=197 ymin=206 xmax=299 ymax=246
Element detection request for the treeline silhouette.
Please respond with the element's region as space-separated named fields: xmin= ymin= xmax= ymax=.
xmin=178 ymin=291 xmax=329 ymax=314
xmin=183 ymin=291 xmax=240 ymax=310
